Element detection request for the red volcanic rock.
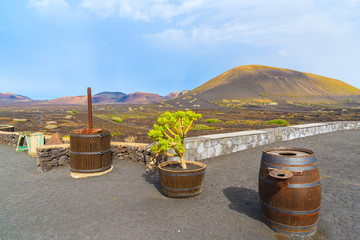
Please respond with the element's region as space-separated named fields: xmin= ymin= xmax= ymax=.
xmin=124 ymin=92 xmax=164 ymax=104
xmin=164 ymin=90 xmax=190 ymax=99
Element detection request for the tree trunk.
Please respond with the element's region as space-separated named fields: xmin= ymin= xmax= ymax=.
xmin=180 ymin=155 xmax=187 ymax=169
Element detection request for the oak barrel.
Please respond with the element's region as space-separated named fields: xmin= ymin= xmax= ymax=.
xmin=70 ymin=130 xmax=112 ymax=173
xmin=158 ymin=161 xmax=206 ymax=198
xmin=258 ymin=148 xmax=321 ymax=237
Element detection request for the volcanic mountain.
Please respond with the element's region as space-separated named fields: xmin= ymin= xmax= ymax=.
xmin=166 ymin=65 xmax=360 ymax=108
xmin=0 ymin=92 xmax=32 ymax=103
xmin=46 ymin=91 xmax=184 ymax=105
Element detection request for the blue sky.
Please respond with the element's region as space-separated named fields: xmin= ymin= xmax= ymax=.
xmin=1 ymin=0 xmax=360 ymax=100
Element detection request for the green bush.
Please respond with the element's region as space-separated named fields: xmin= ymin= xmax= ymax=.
xmin=192 ymin=124 xmax=215 ymax=130
xmin=148 ymin=111 xmax=202 ymax=169
xmin=206 ymin=119 xmax=222 ymax=123
xmin=66 ymin=110 xmax=77 ymax=115
xmin=112 ymin=117 xmax=123 ymax=123
xmin=265 ymin=119 xmax=289 ymax=125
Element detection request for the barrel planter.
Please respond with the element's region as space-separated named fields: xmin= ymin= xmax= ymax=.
xmin=158 ymin=161 xmax=206 ymax=198
xmin=70 ymin=130 xmax=112 ymax=173
xmin=258 ymin=148 xmax=321 ymax=237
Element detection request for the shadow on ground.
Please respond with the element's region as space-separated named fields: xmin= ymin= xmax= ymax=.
xmin=143 ymin=170 xmax=162 ymax=192
xmin=223 ymin=187 xmax=264 ymax=223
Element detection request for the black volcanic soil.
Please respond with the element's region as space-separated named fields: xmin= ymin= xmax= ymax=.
xmin=1 ymin=103 xmax=359 ymax=144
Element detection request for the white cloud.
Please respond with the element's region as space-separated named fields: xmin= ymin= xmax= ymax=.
xmin=144 ymin=29 xmax=191 ymax=50
xmin=178 ymin=15 xmax=197 ymax=26
xmin=143 ymin=0 xmax=360 ymax=49
xmin=27 ymin=0 xmax=69 ymax=14
xmin=78 ymin=0 xmax=203 ymax=20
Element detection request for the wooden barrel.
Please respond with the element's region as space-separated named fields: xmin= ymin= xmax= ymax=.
xmin=158 ymin=161 xmax=206 ymax=198
xmin=258 ymin=148 xmax=321 ymax=237
xmin=70 ymin=130 xmax=112 ymax=173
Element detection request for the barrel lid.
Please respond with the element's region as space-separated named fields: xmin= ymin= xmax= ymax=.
xmin=264 ymin=148 xmax=314 ymax=158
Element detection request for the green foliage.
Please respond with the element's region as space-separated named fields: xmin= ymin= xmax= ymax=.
xmin=192 ymin=124 xmax=215 ymax=130
xmin=110 ymin=131 xmax=122 ymax=137
xmin=265 ymin=119 xmax=289 ymax=125
xmin=112 ymin=117 xmax=123 ymax=123
xmin=66 ymin=109 xmax=77 ymax=115
xmin=148 ymin=111 xmax=202 ymax=169
xmin=206 ymin=119 xmax=222 ymax=123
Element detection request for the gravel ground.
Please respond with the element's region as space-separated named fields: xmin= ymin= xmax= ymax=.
xmin=0 ymin=130 xmax=359 ymax=240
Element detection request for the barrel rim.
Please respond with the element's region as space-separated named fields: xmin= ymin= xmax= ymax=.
xmin=263 ymin=147 xmax=314 ymax=158
xmin=70 ymin=129 xmax=110 ymax=136
xmin=158 ymin=160 xmax=206 ymax=174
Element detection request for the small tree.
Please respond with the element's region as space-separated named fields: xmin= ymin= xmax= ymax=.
xmin=148 ymin=111 xmax=202 ymax=169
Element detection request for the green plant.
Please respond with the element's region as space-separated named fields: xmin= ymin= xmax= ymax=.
xmin=112 ymin=117 xmax=123 ymax=123
xmin=66 ymin=110 xmax=77 ymax=115
xmin=206 ymin=119 xmax=222 ymax=123
xmin=124 ymin=135 xmax=137 ymax=143
xmin=265 ymin=119 xmax=289 ymax=125
xmin=192 ymin=124 xmax=215 ymax=130
xmin=148 ymin=111 xmax=202 ymax=169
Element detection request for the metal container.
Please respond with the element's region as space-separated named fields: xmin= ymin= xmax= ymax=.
xmin=258 ymin=148 xmax=321 ymax=237
xmin=158 ymin=161 xmax=206 ymax=198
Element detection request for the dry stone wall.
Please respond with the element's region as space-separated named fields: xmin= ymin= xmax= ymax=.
xmin=1 ymin=121 xmax=359 ymax=172
xmin=35 ymin=142 xmax=151 ymax=172
xmin=0 ymin=131 xmax=19 ymax=147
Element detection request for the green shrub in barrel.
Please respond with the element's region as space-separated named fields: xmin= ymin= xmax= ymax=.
xmin=148 ymin=111 xmax=206 ymax=198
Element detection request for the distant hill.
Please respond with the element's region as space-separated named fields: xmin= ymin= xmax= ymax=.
xmin=0 ymin=92 xmax=32 ymax=104
xmin=95 ymin=92 xmax=127 ymax=103
xmin=42 ymin=91 xmax=185 ymax=105
xmin=3 ymin=65 xmax=359 ymax=107
xmin=166 ymin=65 xmax=360 ymax=108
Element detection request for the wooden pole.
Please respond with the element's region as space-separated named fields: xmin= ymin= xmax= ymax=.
xmin=87 ymin=87 xmax=93 ymax=129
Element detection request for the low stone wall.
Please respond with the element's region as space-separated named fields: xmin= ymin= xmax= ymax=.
xmin=178 ymin=121 xmax=360 ymax=161
xmin=35 ymin=144 xmax=70 ymax=172
xmin=0 ymin=124 xmax=15 ymax=132
xmin=111 ymin=142 xmax=150 ymax=162
xmin=2 ymin=121 xmax=360 ymax=172
xmin=35 ymin=142 xmax=151 ymax=172
xmin=0 ymin=131 xmax=19 ymax=147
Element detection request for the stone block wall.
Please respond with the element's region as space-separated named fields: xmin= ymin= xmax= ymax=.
xmin=0 ymin=131 xmax=19 ymax=147
xmin=176 ymin=121 xmax=360 ymax=161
